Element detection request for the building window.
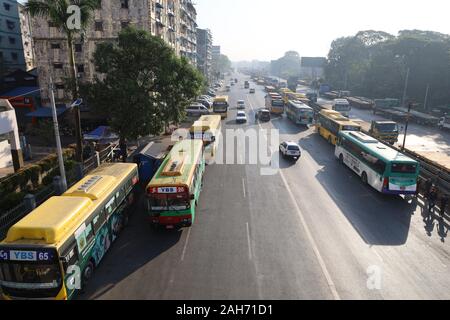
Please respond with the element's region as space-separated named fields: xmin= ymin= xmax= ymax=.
xmin=95 ymin=21 xmax=103 ymax=31
xmin=55 ymin=84 xmax=65 ymax=90
xmin=77 ymin=64 xmax=84 ymax=73
xmin=11 ymin=52 xmax=18 ymax=61
xmin=9 ymin=37 xmax=15 ymax=44
xmin=75 ymin=43 xmax=82 ymax=52
xmin=120 ymin=0 xmax=129 ymax=9
xmin=48 ymin=21 xmax=58 ymax=28
xmin=6 ymin=20 xmax=15 ymax=30
xmin=121 ymin=21 xmax=129 ymax=29
xmin=53 ymin=63 xmax=63 ymax=69
xmin=51 ymin=43 xmax=61 ymax=49
xmin=3 ymin=3 xmax=10 ymax=11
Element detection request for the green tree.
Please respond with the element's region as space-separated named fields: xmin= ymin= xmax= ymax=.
xmin=270 ymin=51 xmax=302 ymax=79
xmin=26 ymin=0 xmax=102 ymax=161
xmin=85 ymin=27 xmax=204 ymax=143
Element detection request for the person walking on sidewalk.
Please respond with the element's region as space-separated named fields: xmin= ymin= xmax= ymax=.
xmin=428 ymin=186 xmax=438 ymax=213
xmin=440 ymin=193 xmax=449 ymax=218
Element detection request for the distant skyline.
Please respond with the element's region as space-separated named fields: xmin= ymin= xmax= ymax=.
xmin=195 ymin=0 xmax=450 ymax=61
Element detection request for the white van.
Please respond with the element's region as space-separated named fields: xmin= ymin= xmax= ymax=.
xmin=332 ymin=99 xmax=351 ymax=117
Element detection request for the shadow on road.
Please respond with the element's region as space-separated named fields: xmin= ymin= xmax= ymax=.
xmin=297 ymin=133 xmax=415 ymax=246
xmin=78 ymin=191 xmax=183 ymax=299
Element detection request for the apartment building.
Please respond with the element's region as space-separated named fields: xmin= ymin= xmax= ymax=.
xmin=18 ymin=2 xmax=35 ymax=71
xmin=0 ymin=0 xmax=25 ymax=71
xmin=197 ymin=28 xmax=212 ymax=83
xmin=31 ymin=0 xmax=197 ymax=107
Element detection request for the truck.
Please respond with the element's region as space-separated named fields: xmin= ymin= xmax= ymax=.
xmin=319 ymin=84 xmax=331 ymax=96
xmin=355 ymin=120 xmax=400 ymax=145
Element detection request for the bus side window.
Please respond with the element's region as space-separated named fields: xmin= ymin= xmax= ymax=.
xmin=105 ymin=196 xmax=116 ymax=217
xmin=85 ymin=223 xmax=95 ymax=244
xmin=93 ymin=211 xmax=105 ymax=234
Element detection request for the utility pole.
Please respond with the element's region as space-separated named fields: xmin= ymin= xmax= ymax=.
xmin=49 ymin=76 xmax=67 ymax=192
xmin=402 ymin=101 xmax=413 ymax=150
xmin=424 ymin=84 xmax=430 ymax=111
xmin=401 ymin=67 xmax=410 ymax=108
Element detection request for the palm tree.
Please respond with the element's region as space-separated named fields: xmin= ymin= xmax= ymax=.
xmin=26 ymin=0 xmax=101 ymax=162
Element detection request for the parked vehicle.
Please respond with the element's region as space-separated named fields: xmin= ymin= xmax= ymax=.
xmin=439 ymin=116 xmax=450 ymax=130
xmin=332 ymin=99 xmax=351 ymax=117
xmin=197 ymin=99 xmax=212 ymax=109
xmin=244 ymin=81 xmax=250 ymax=89
xmin=249 ymin=88 xmax=255 ymax=94
xmin=368 ymin=121 xmax=399 ymax=145
xmin=186 ymin=103 xmax=210 ymax=117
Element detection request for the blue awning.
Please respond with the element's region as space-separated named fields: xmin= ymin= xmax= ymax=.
xmin=26 ymin=106 xmax=68 ymax=118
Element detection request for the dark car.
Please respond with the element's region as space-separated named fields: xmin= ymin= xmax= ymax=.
xmin=255 ymin=108 xmax=271 ymax=122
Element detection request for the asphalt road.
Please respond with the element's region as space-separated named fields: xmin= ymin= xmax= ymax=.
xmin=80 ymin=74 xmax=450 ymax=300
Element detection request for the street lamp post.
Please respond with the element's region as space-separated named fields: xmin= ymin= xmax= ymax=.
xmin=401 ymin=66 xmax=410 ymax=108
xmin=49 ymin=76 xmax=68 ymax=192
xmin=402 ymin=101 xmax=413 ymax=150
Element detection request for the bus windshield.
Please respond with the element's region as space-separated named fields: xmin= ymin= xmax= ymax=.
xmin=272 ymin=100 xmax=284 ymax=106
xmin=377 ymin=123 xmax=398 ymax=132
xmin=334 ymin=104 xmax=350 ymax=111
xmin=213 ymin=102 xmax=228 ymax=112
xmin=0 ymin=262 xmax=61 ymax=288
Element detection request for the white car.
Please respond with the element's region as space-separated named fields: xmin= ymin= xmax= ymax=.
xmin=236 ymin=111 xmax=247 ymax=124
xmin=279 ymin=141 xmax=301 ymax=161
xmin=237 ymin=100 xmax=245 ymax=109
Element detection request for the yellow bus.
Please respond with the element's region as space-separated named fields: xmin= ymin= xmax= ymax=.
xmin=212 ymin=96 xmax=229 ymax=119
xmin=265 ymin=92 xmax=284 ymax=114
xmin=264 ymin=86 xmax=276 ymax=93
xmin=317 ymin=109 xmax=361 ymax=145
xmin=0 ymin=163 xmax=139 ymax=300
xmin=190 ymin=115 xmax=222 ymax=163
xmin=280 ymin=89 xmax=294 ymax=104
xmin=146 ymin=139 xmax=205 ymax=229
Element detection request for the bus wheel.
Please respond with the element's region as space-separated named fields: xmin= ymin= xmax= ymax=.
xmin=83 ymin=261 xmax=94 ymax=284
xmin=361 ymin=172 xmax=368 ymax=185
xmin=339 ymin=154 xmax=344 ymax=164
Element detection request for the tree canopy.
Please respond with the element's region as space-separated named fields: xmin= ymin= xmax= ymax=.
xmin=84 ymin=27 xmax=204 ymax=141
xmin=270 ymin=51 xmax=302 ymax=79
xmin=324 ymin=30 xmax=450 ymax=109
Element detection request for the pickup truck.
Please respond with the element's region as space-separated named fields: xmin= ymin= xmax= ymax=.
xmin=438 ymin=116 xmax=450 ymax=130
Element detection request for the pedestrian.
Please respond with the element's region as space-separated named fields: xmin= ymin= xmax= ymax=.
xmin=423 ymin=178 xmax=433 ymax=198
xmin=428 ymin=186 xmax=438 ymax=212
xmin=119 ymin=139 xmax=127 ymax=163
xmin=415 ymin=178 xmax=422 ymax=198
xmin=440 ymin=193 xmax=449 ymax=218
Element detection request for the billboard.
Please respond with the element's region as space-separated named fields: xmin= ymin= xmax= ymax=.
xmin=301 ymin=57 xmax=327 ymax=68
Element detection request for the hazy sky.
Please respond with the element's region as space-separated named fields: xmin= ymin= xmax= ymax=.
xmin=195 ymin=0 xmax=450 ymax=61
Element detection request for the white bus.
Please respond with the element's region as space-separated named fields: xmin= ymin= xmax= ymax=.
xmin=332 ymin=99 xmax=351 ymax=117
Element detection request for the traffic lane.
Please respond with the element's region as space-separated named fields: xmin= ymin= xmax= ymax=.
xmin=79 ymin=191 xmax=189 ymax=300
xmin=243 ymin=90 xmax=336 ymax=299
xmin=271 ymin=116 xmax=450 ymax=299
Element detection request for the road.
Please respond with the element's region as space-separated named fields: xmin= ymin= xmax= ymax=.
xmin=296 ymin=85 xmax=450 ymax=168
xmin=80 ymin=74 xmax=450 ymax=300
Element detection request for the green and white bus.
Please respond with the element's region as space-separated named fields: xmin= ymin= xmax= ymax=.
xmin=285 ymin=99 xmax=314 ymax=126
xmin=146 ymin=139 xmax=205 ymax=229
xmin=335 ymin=131 xmax=419 ymax=195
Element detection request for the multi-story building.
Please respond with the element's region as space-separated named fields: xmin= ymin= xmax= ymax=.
xmin=197 ymin=28 xmax=212 ymax=83
xmin=0 ymin=0 xmax=25 ymax=71
xmin=31 ymin=0 xmax=198 ymax=108
xmin=212 ymin=45 xmax=220 ymax=60
xmin=18 ymin=2 xmax=35 ymax=71
xmin=179 ymin=0 xmax=197 ymax=66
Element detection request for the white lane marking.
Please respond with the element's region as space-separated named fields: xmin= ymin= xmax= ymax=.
xmin=246 ymin=222 xmax=252 ymax=260
xmin=279 ymin=170 xmax=341 ymax=300
xmin=242 ymin=178 xmax=246 ymax=198
xmin=180 ymin=227 xmax=192 ymax=262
